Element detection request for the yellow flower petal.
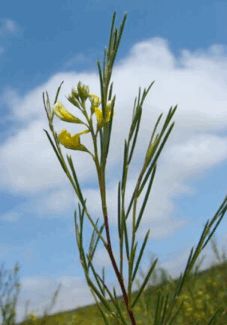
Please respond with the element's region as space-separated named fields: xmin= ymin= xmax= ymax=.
xmin=94 ymin=107 xmax=103 ymax=127
xmin=94 ymin=105 xmax=112 ymax=128
xmin=54 ymin=102 xmax=82 ymax=123
xmin=58 ymin=129 xmax=88 ymax=151
xmin=105 ymin=104 xmax=112 ymax=123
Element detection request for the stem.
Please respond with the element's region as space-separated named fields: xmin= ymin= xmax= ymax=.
xmin=128 ymin=197 xmax=137 ymax=300
xmin=98 ymin=169 xmax=137 ymax=325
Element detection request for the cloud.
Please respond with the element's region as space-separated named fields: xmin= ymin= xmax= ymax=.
xmin=64 ymin=53 xmax=92 ymax=68
xmin=0 ymin=18 xmax=18 ymax=36
xmin=3 ymin=188 xmax=76 ymax=221
xmin=17 ymin=275 xmax=92 ymax=322
xmin=1 ymin=37 xmax=227 ymax=238
xmin=160 ymin=232 xmax=227 ymax=279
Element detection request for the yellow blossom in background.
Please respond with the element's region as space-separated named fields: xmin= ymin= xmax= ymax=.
xmin=54 ymin=102 xmax=82 ymax=123
xmin=26 ymin=313 xmax=38 ymax=322
xmin=58 ymin=129 xmax=89 ymax=151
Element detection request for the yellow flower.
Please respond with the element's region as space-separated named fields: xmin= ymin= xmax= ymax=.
xmin=94 ymin=105 xmax=112 ymax=128
xmin=58 ymin=129 xmax=89 ymax=151
xmin=89 ymin=94 xmax=101 ymax=110
xmin=54 ymin=102 xmax=82 ymax=123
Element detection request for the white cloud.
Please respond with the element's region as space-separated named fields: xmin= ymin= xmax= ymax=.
xmin=17 ymin=275 xmax=92 ymax=322
xmin=160 ymin=233 xmax=227 ymax=279
xmin=0 ymin=120 xmax=65 ymax=193
xmin=1 ymin=37 xmax=227 ymax=238
xmin=94 ymin=247 xmax=111 ymax=269
xmin=36 ymin=188 xmax=75 ymax=216
xmin=64 ymin=53 xmax=92 ymax=68
xmin=164 ymin=134 xmax=227 ymax=176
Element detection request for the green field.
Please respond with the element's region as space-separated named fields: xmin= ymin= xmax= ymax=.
xmin=21 ymin=261 xmax=227 ymax=325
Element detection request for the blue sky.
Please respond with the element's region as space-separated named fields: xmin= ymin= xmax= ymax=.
xmin=0 ymin=0 xmax=227 ymax=320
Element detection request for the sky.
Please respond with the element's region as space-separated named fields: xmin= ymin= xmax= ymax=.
xmin=0 ymin=0 xmax=227 ymax=321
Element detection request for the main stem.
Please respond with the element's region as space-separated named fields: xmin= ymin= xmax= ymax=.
xmin=98 ymin=169 xmax=137 ymax=325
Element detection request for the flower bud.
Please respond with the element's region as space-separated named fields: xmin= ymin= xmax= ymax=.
xmin=68 ymin=93 xmax=80 ymax=108
xmin=71 ymin=87 xmax=79 ymax=99
xmin=90 ymin=94 xmax=100 ymax=107
xmin=77 ymin=81 xmax=89 ymax=101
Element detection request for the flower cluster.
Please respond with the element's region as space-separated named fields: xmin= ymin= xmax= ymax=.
xmin=53 ymin=82 xmax=113 ymax=152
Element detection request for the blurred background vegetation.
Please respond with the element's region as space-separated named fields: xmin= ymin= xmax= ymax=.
xmin=1 ymin=239 xmax=226 ymax=325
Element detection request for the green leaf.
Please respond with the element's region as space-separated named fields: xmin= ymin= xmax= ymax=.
xmin=136 ymin=166 xmax=156 ymax=229
xmin=132 ymin=230 xmax=150 ymax=282
xmin=54 ymin=81 xmax=64 ymax=104
xmin=131 ymin=258 xmax=158 ymax=308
